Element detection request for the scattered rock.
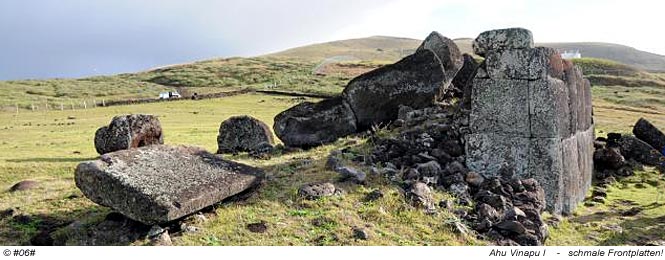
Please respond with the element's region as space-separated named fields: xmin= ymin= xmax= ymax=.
xmin=9 ymin=180 xmax=38 ymax=192
xmin=247 ymin=221 xmax=268 ymax=233
xmin=30 ymin=230 xmax=54 ymax=246
xmin=75 ymin=145 xmax=263 ymax=224
xmin=298 ymin=182 xmax=337 ymax=200
xmin=311 ymin=217 xmax=336 ymax=227
xmin=416 ymin=161 xmax=441 ymax=178
xmin=94 ymin=114 xmax=163 ymax=155
xmin=406 ymin=182 xmax=435 ymax=212
xmin=364 ymin=190 xmax=384 ymax=202
xmin=504 ymin=207 xmax=526 ymax=220
xmin=0 ymin=208 xmax=16 ymax=219
xmin=274 ymin=97 xmax=357 ymax=148
xmin=217 ymin=116 xmax=274 ymax=154
xmin=248 ymin=142 xmax=275 ymax=159
xmin=593 ymin=147 xmax=626 ymax=170
xmin=149 ymin=231 xmax=172 ymax=246
xmin=352 ymin=227 xmax=369 ymax=240
xmin=335 ymin=166 xmax=367 ymax=184
xmin=476 ymin=203 xmax=499 ymax=221
xmin=465 ymin=171 xmax=484 ymax=187
xmin=495 ymin=220 xmax=527 ymax=235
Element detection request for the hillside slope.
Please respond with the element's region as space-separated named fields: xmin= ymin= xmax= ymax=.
xmin=270 ymin=36 xmax=665 ymax=72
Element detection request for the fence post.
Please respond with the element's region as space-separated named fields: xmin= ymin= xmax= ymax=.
xmin=83 ymin=101 xmax=87 ymax=109
xmin=71 ymin=101 xmax=75 ymax=111
xmin=93 ymin=99 xmax=96 ymax=108
xmin=102 ymin=99 xmax=105 ymax=107
xmin=60 ymin=103 xmax=64 ymax=111
xmin=31 ymin=103 xmax=35 ymax=111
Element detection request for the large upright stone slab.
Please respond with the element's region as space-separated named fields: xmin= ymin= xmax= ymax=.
xmin=466 ymin=28 xmax=593 ymax=215
xmin=75 ymin=145 xmax=263 ymax=224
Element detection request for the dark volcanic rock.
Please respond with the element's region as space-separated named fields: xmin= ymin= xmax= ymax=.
xmin=274 ymin=97 xmax=357 ymax=148
xmin=406 ymin=182 xmax=435 ymax=211
xmin=75 ymin=145 xmax=263 ymax=224
xmin=342 ymin=49 xmax=447 ymax=129
xmin=454 ymin=54 xmax=480 ymax=106
xmin=417 ymin=31 xmax=463 ymax=84
xmin=9 ymin=180 xmax=38 ymax=192
xmin=247 ymin=221 xmax=268 ymax=233
xmin=94 ymin=114 xmax=163 ymax=155
xmin=633 ymin=118 xmax=665 ymax=153
xmin=618 ymin=135 xmax=665 ymax=167
xmin=216 ymin=116 xmax=274 ymax=154
xmin=593 ymin=147 xmax=626 ymax=170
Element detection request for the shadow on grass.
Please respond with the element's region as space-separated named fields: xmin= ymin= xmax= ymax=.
xmin=599 ymin=215 xmax=665 ymax=245
xmin=6 ymin=157 xmax=97 ymax=163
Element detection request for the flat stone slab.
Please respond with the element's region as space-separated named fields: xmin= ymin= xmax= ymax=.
xmin=75 ymin=145 xmax=263 ymax=224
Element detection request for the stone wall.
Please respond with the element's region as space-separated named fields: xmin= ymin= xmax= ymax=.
xmin=465 ymin=28 xmax=594 ymax=215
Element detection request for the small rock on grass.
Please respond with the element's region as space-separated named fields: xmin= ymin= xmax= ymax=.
xmin=9 ymin=180 xmax=38 ymax=192
xmin=247 ymin=221 xmax=268 ymax=233
xmin=352 ymin=227 xmax=369 ymax=240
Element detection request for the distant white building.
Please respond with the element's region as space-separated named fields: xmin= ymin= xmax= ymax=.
xmin=561 ymin=50 xmax=582 ymax=59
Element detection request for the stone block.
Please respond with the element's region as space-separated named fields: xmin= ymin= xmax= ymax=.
xmin=470 ymin=78 xmax=530 ymax=136
xmin=529 ymin=77 xmax=571 ymax=138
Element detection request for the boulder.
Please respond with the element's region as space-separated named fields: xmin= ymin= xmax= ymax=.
xmin=94 ymin=114 xmax=163 ymax=155
xmin=75 ymin=145 xmax=263 ymax=224
xmin=618 ymin=135 xmax=665 ymax=167
xmin=9 ymin=180 xmax=38 ymax=192
xmin=274 ymin=97 xmax=357 ymax=148
xmin=298 ymin=182 xmax=338 ymax=199
xmin=633 ymin=118 xmax=665 ymax=153
xmin=417 ymin=31 xmax=463 ymax=84
xmin=472 ymin=28 xmax=534 ymax=57
xmin=454 ymin=54 xmax=479 ymax=107
xmin=343 ymin=49 xmax=447 ymax=129
xmin=217 ymin=116 xmax=274 ymax=154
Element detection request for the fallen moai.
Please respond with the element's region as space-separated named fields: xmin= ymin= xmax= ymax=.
xmin=465 ymin=28 xmax=594 ymax=215
xmin=75 ymin=145 xmax=263 ymax=224
xmin=274 ymin=31 xmax=463 ymax=147
xmin=94 ymin=114 xmax=164 ymax=155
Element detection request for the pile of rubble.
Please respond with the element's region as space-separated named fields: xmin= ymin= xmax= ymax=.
xmin=593 ymin=118 xmax=665 ymax=184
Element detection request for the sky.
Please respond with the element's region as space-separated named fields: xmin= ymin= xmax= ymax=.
xmin=1 ymin=0 xmax=663 ymax=80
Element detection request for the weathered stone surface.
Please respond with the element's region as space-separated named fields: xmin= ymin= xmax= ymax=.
xmin=454 ymin=54 xmax=480 ymax=107
xmin=75 ymin=145 xmax=263 ymax=224
xmin=485 ymin=47 xmax=560 ymax=80
xmin=466 ymin=133 xmax=529 ymax=176
xmin=274 ymin=96 xmax=357 ymax=148
xmin=9 ymin=180 xmax=38 ymax=192
xmin=470 ymin=78 xmax=530 ymax=136
xmin=527 ymin=137 xmax=564 ymax=212
xmin=618 ymin=135 xmax=665 ymax=167
xmin=417 ymin=31 xmax=463 ymax=84
xmin=472 ymin=28 xmax=534 ymax=57
xmin=94 ymin=114 xmax=163 ymax=155
xmin=633 ymin=118 xmax=665 ymax=153
xmin=298 ymin=182 xmax=338 ymax=199
xmin=216 ymin=116 xmax=273 ymax=154
xmin=343 ymin=49 xmax=447 ymax=129
xmin=529 ymin=77 xmax=571 ymax=138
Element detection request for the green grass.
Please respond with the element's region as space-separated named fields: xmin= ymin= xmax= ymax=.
xmin=0 ymin=93 xmax=478 ymax=246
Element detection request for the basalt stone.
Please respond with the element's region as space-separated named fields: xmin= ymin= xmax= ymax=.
xmin=485 ymin=47 xmax=563 ymax=80
xmin=94 ymin=114 xmax=163 ymax=155
xmin=618 ymin=135 xmax=665 ymax=167
xmin=470 ymin=78 xmax=530 ymax=136
xmin=343 ymin=49 xmax=447 ymax=129
xmin=633 ymin=118 xmax=665 ymax=153
xmin=529 ymin=77 xmax=571 ymax=138
xmin=75 ymin=145 xmax=263 ymax=224
xmin=466 ymin=133 xmax=529 ymax=177
xmin=274 ymin=96 xmax=357 ymax=148
xmin=216 ymin=116 xmax=274 ymax=154
xmin=417 ymin=31 xmax=463 ymax=85
xmin=472 ymin=28 xmax=534 ymax=57
xmin=454 ymin=54 xmax=480 ymax=106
